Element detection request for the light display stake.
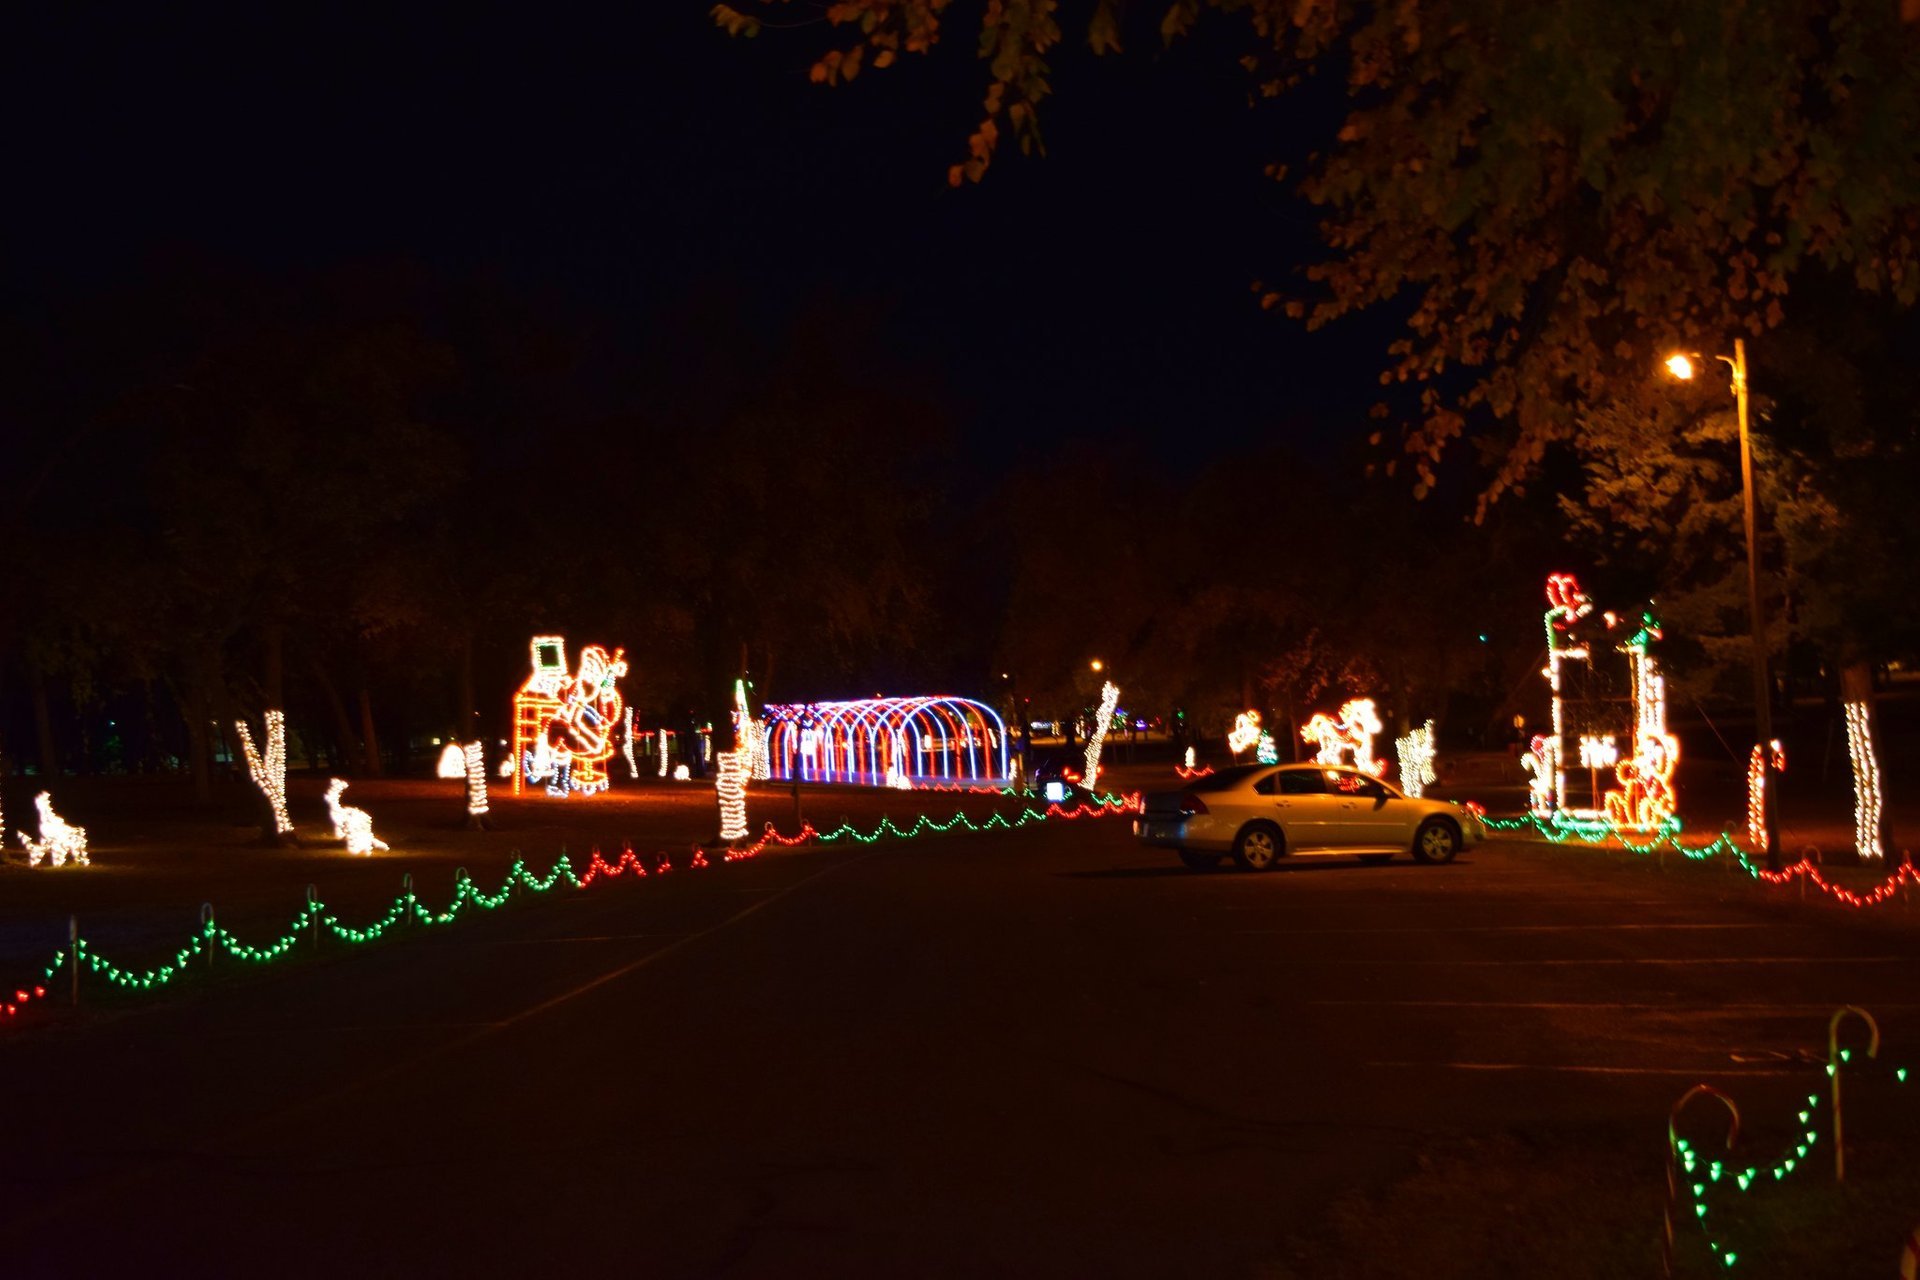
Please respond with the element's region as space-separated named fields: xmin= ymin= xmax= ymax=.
xmin=511 ymin=636 xmax=627 ymax=797
xmin=1844 ymin=700 xmax=1884 ymax=860
xmin=435 ymin=743 xmax=465 ymax=778
xmin=324 ymin=779 xmax=389 ymax=855
xmin=1082 ymin=681 xmax=1120 ymax=791
xmin=1303 ymin=699 xmax=1386 ymax=776
xmin=18 ymin=792 xmax=87 ymax=867
xmin=715 ymin=747 xmax=749 ymax=842
xmin=764 ymin=696 xmax=1011 ymax=786
xmin=1227 ymin=711 xmax=1262 ymax=756
xmin=1397 ymin=720 xmax=1437 ymax=798
xmin=235 ymin=710 xmax=294 ymax=837
xmin=463 ymin=741 xmax=491 ymax=828
xmin=1746 ymin=740 xmax=1784 ymax=852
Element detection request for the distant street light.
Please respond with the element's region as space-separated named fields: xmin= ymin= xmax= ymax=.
xmin=1090 ymin=659 xmax=1104 ymax=673
xmin=1664 ymin=337 xmax=1778 ymax=869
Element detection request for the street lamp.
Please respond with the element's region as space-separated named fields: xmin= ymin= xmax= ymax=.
xmin=1664 ymin=336 xmax=1779 ymax=869
xmin=1090 ymin=659 xmax=1104 ymax=673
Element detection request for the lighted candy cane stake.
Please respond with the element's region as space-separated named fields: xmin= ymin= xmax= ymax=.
xmin=1828 ymin=1005 xmax=1880 ymax=1183
xmin=1082 ymin=682 xmax=1120 ymax=791
xmin=1664 ymin=1084 xmax=1740 ymax=1280
xmin=1746 ymin=740 xmax=1784 ymax=852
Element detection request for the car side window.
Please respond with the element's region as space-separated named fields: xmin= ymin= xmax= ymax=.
xmin=1253 ymin=771 xmax=1279 ymax=795
xmin=1277 ymin=771 xmax=1326 ymax=796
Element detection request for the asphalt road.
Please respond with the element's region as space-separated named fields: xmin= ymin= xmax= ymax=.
xmin=3 ymin=810 xmax=1918 ymax=1277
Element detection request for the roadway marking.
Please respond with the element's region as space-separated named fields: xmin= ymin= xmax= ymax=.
xmin=1332 ymin=956 xmax=1910 ymax=966
xmin=1314 ymin=999 xmax=1920 ymax=1011
xmin=1362 ymin=1060 xmax=1808 ymax=1077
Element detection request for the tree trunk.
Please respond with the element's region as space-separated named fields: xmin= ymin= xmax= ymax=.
xmin=309 ymin=662 xmax=359 ymax=773
xmin=31 ymin=675 xmax=58 ymax=780
xmin=263 ymin=622 xmax=285 ymax=709
xmin=358 ymin=687 xmax=384 ymax=777
xmin=458 ymin=631 xmax=476 ymax=746
xmin=183 ymin=675 xmax=213 ymax=804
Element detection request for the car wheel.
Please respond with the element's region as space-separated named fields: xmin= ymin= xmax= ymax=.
xmin=1358 ymin=853 xmax=1394 ymax=865
xmin=1177 ymin=849 xmax=1223 ymax=872
xmin=1232 ymin=822 xmax=1283 ymax=871
xmin=1411 ymin=818 xmax=1461 ymax=864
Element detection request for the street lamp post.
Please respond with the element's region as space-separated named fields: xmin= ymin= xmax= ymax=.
xmin=1667 ymin=338 xmax=1779 ymax=869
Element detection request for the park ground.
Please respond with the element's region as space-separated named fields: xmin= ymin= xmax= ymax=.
xmin=0 ymin=759 xmax=1916 ymax=1277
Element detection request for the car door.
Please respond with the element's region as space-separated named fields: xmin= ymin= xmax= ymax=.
xmin=1262 ymin=767 xmax=1341 ymax=849
xmin=1324 ymin=769 xmax=1413 ymax=847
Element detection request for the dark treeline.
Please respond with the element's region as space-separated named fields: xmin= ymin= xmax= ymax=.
xmin=0 ymin=265 xmax=1552 ymax=790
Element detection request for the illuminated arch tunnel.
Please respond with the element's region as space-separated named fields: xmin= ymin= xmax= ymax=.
xmin=763 ymin=696 xmax=1011 ymax=786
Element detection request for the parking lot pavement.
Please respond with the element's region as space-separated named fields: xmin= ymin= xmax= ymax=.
xmin=1 ymin=813 xmax=1916 ymax=1276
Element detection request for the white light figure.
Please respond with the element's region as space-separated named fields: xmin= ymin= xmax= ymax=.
xmin=324 ymin=778 xmax=389 ymax=855
xmin=715 ymin=747 xmax=749 ymax=842
xmin=497 ymin=757 xmax=515 ymax=778
xmin=1302 ymin=698 xmax=1386 ymax=776
xmin=622 ymin=708 xmax=641 ymax=779
xmin=1082 ymin=681 xmax=1121 ymax=790
xmin=464 ymin=741 xmax=491 ymax=823
xmin=751 ymin=721 xmax=771 ymax=781
xmin=1397 ymin=720 xmax=1438 ymax=798
xmin=885 ymin=752 xmax=912 ymax=789
xmin=1747 ymin=739 xmax=1785 ymax=852
xmin=1522 ymin=735 xmax=1557 ymax=817
xmin=435 ymin=743 xmax=466 ymax=779
xmin=657 ymin=727 xmax=670 ymax=778
xmin=1183 ymin=746 xmax=1196 ymax=771
xmin=1578 ymin=735 xmax=1619 ymax=770
xmin=1227 ymin=711 xmax=1262 ymax=756
xmin=673 ymin=764 xmax=691 ymax=781
xmin=235 ymin=710 xmax=294 ymax=837
xmin=1844 ymin=700 xmax=1884 ymax=860
xmin=18 ymin=792 xmax=87 ymax=867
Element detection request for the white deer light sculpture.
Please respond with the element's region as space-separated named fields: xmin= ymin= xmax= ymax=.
xmin=324 ymin=778 xmax=389 ymax=855
xmin=19 ymin=792 xmax=88 ymax=867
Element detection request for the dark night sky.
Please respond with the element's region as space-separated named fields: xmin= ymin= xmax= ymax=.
xmin=1 ymin=3 xmax=1380 ymax=467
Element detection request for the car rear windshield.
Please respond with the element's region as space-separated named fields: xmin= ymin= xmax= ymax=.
xmin=1186 ymin=765 xmax=1271 ymax=792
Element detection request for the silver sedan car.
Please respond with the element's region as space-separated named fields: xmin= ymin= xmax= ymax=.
xmin=1135 ymin=762 xmax=1484 ymax=871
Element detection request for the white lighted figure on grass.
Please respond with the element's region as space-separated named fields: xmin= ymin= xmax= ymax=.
xmin=1227 ymin=711 xmax=1262 ymax=756
xmin=435 ymin=743 xmax=466 ymax=779
xmin=324 ymin=779 xmax=389 ymax=855
xmin=18 ymin=792 xmax=87 ymax=868
xmin=673 ymin=764 xmax=691 ymax=781
xmin=1396 ymin=720 xmax=1437 ymax=798
xmin=1303 ymin=699 xmax=1386 ymax=777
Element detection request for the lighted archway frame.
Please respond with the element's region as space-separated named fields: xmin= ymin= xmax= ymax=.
xmin=763 ymin=696 xmax=1011 ymax=787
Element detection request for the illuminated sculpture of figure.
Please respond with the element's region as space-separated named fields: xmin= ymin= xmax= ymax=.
xmin=1522 ymin=735 xmax=1556 ymax=817
xmin=19 ymin=792 xmax=87 ymax=868
xmin=1227 ymin=711 xmax=1262 ymax=757
xmin=512 ymin=636 xmax=628 ymax=797
xmin=324 ymin=778 xmax=389 ymax=855
xmin=1602 ymin=732 xmax=1679 ymax=830
xmin=1302 ymin=698 xmax=1386 ymax=777
xmin=1396 ymin=720 xmax=1437 ymax=798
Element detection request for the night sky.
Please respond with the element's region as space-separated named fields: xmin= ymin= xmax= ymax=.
xmin=2 ymin=3 xmax=1378 ymax=469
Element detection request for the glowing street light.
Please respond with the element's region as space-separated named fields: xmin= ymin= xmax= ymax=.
xmin=1664 ymin=337 xmax=1778 ymax=868
xmin=1090 ymin=659 xmax=1104 ymax=673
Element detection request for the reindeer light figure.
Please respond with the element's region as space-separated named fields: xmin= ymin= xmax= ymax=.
xmin=324 ymin=779 xmax=389 ymax=855
xmin=1302 ymin=698 xmax=1387 ymax=776
xmin=18 ymin=792 xmax=88 ymax=867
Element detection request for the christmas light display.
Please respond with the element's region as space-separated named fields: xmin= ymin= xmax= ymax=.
xmin=1746 ymin=740 xmax=1784 ymax=852
xmin=1255 ymin=732 xmax=1279 ymax=765
xmin=323 ymin=778 xmax=389 ymax=855
xmin=435 ymin=743 xmax=465 ymax=778
xmin=1082 ymin=681 xmax=1121 ymax=791
xmin=1536 ymin=575 xmax=1675 ymax=824
xmin=0 ymin=790 xmax=1140 ymax=1030
xmin=752 ymin=721 xmax=771 ymax=781
xmin=657 ymin=727 xmax=669 ymax=778
xmin=731 ymin=679 xmax=770 ymax=781
xmin=1603 ymin=731 xmax=1680 ymax=830
xmin=1396 ymin=720 xmax=1437 ymax=798
xmin=1183 ymin=746 xmax=1196 ymax=771
xmin=1522 ymin=735 xmax=1557 ymax=816
xmin=1227 ymin=711 xmax=1262 ymax=756
xmin=622 ymin=709 xmax=641 ymax=779
xmin=17 ymin=792 xmax=87 ymax=867
xmin=1302 ymin=699 xmax=1386 ymax=776
xmin=511 ymin=636 xmax=628 ymax=797
xmin=464 ymin=741 xmax=490 ymax=824
xmin=235 ymin=710 xmax=294 ymax=837
xmin=1844 ymin=700 xmax=1884 ymax=860
xmin=673 ymin=764 xmax=690 ymax=781
xmin=764 ymin=695 xmax=1011 ymax=786
xmin=715 ymin=747 xmax=749 ymax=841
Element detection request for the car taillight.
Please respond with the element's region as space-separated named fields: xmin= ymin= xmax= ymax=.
xmin=1181 ymin=791 xmax=1208 ymax=815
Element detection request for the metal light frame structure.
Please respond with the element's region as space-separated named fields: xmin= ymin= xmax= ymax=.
xmin=763 ymin=696 xmax=1011 ymax=787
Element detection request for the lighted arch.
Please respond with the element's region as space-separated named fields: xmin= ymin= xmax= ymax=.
xmin=763 ymin=696 xmax=1010 ymax=786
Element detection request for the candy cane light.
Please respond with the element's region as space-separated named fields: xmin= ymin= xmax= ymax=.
xmin=763 ymin=695 xmax=1011 ymax=787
